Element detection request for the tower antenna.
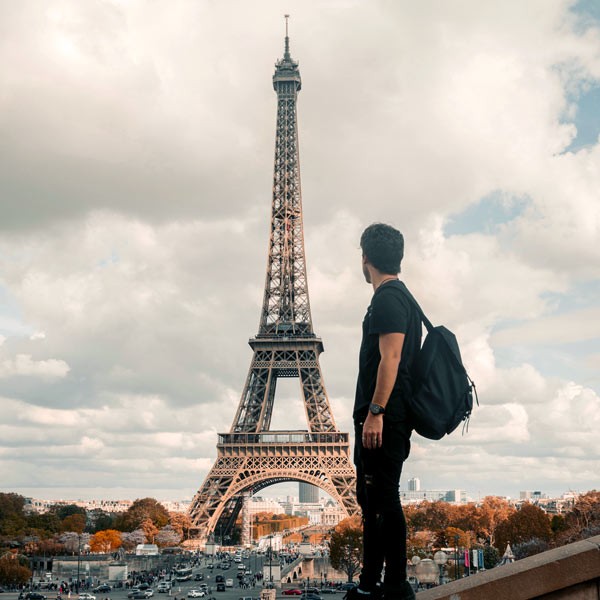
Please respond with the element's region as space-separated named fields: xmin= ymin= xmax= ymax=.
xmin=284 ymin=14 xmax=290 ymax=59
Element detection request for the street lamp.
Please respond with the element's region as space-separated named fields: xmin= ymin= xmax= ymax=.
xmin=76 ymin=534 xmax=82 ymax=594
xmin=433 ymin=551 xmax=448 ymax=585
xmin=454 ymin=535 xmax=459 ymax=580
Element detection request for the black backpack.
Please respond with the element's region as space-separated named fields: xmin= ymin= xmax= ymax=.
xmin=397 ymin=281 xmax=478 ymax=440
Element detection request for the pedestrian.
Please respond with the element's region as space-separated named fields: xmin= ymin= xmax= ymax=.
xmin=350 ymin=223 xmax=419 ymax=600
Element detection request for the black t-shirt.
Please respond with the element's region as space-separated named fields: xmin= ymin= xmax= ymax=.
xmin=353 ymin=279 xmax=422 ymax=421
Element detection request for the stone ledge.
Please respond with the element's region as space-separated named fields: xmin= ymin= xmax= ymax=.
xmin=415 ymin=535 xmax=600 ymax=600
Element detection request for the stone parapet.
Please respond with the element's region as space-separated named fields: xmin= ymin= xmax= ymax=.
xmin=416 ymin=535 xmax=600 ymax=600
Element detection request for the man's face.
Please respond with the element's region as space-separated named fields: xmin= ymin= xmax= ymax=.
xmin=362 ymin=254 xmax=371 ymax=284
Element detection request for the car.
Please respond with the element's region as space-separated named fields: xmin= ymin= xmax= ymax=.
xmin=216 ymin=584 xmax=226 ymax=593
xmin=93 ymin=585 xmax=111 ymax=593
xmin=25 ymin=595 xmax=46 ymax=600
xmin=222 ymin=564 xmax=230 ymax=570
xmin=187 ymin=591 xmax=205 ymax=598
xmin=130 ymin=593 xmax=151 ymax=600
xmin=215 ymin=576 xmax=224 ymax=583
xmin=207 ymin=563 xmax=215 ymax=569
xmin=282 ymin=591 xmax=302 ymax=596
xmin=138 ymin=585 xmax=151 ymax=591
xmin=225 ymin=579 xmax=233 ymax=588
xmin=78 ymin=595 xmax=97 ymax=600
xmin=320 ymin=590 xmax=338 ymax=594
xmin=338 ymin=584 xmax=356 ymax=591
xmin=193 ymin=574 xmax=204 ymax=581
xmin=305 ymin=589 xmax=320 ymax=596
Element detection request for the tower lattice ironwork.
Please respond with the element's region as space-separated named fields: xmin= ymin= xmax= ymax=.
xmin=189 ymin=19 xmax=358 ymax=544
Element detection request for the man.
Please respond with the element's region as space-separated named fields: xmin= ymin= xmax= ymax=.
xmin=350 ymin=223 xmax=421 ymax=600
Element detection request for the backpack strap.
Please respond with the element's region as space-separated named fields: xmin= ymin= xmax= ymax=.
xmin=390 ymin=280 xmax=435 ymax=334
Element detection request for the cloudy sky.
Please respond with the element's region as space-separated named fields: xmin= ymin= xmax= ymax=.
xmin=1 ymin=0 xmax=599 ymax=505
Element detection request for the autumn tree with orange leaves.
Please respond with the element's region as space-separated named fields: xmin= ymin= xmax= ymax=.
xmin=329 ymin=516 xmax=362 ymax=582
xmin=90 ymin=529 xmax=122 ymax=553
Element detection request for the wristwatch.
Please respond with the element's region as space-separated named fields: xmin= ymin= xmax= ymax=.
xmin=369 ymin=402 xmax=386 ymax=415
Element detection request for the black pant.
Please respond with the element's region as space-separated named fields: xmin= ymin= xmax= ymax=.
xmin=354 ymin=417 xmax=411 ymax=595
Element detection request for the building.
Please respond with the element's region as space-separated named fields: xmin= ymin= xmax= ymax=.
xmin=520 ymin=491 xmax=548 ymax=501
xmin=299 ymin=482 xmax=319 ymax=504
xmin=249 ymin=496 xmax=285 ymax=515
xmin=321 ymin=501 xmax=346 ymax=527
xmin=408 ymin=477 xmax=421 ymax=492
xmin=400 ymin=489 xmax=468 ymax=504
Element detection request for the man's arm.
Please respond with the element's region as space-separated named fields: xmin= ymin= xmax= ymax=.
xmin=361 ymin=332 xmax=404 ymax=449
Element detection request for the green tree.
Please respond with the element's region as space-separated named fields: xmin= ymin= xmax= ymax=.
xmin=329 ymin=516 xmax=362 ymax=583
xmin=88 ymin=510 xmax=117 ymax=533
xmin=26 ymin=512 xmax=62 ymax=535
xmin=0 ymin=493 xmax=27 ymax=536
xmin=49 ymin=504 xmax=87 ymax=521
xmin=483 ymin=545 xmax=500 ymax=569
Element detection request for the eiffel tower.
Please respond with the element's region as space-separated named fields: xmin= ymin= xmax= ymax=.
xmin=189 ymin=18 xmax=358 ymax=544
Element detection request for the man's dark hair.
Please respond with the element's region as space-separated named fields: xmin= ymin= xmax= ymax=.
xmin=360 ymin=223 xmax=404 ymax=274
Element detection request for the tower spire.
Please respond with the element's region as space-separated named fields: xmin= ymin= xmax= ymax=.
xmin=284 ymin=14 xmax=290 ymax=60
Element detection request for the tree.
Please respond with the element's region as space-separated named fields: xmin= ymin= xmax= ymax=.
xmin=90 ymin=529 xmax=122 ymax=553
xmin=116 ymin=498 xmax=169 ymax=532
xmin=169 ymin=513 xmax=192 ymax=541
xmin=482 ymin=545 xmax=500 ymax=569
xmin=555 ymin=491 xmax=600 ymax=545
xmin=421 ymin=501 xmax=451 ymax=532
xmin=121 ymin=529 xmax=146 ymax=551
xmin=438 ymin=527 xmax=473 ymax=549
xmin=62 ymin=514 xmax=86 ymax=534
xmin=495 ymin=503 xmax=552 ymax=553
xmin=88 ymin=509 xmax=117 ymax=533
xmin=0 ymin=493 xmax=27 ymax=536
xmin=513 ymin=537 xmax=549 ymax=559
xmin=155 ymin=525 xmax=182 ymax=547
xmin=49 ymin=504 xmax=87 ymax=521
xmin=478 ymin=497 xmax=514 ymax=545
xmin=0 ymin=555 xmax=31 ymax=587
xmin=59 ymin=532 xmax=91 ymax=555
xmin=329 ymin=516 xmax=362 ymax=582
xmin=140 ymin=519 xmax=159 ymax=544
xmin=26 ymin=511 xmax=62 ymax=535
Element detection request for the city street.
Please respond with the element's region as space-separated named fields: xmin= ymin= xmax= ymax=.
xmin=4 ymin=553 xmax=341 ymax=600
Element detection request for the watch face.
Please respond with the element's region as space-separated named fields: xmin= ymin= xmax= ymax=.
xmin=370 ymin=403 xmax=384 ymax=414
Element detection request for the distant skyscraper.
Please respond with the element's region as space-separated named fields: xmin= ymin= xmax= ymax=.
xmin=299 ymin=482 xmax=319 ymax=503
xmin=408 ymin=477 xmax=421 ymax=492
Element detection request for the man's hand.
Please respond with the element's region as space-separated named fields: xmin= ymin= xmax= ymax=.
xmin=362 ymin=412 xmax=383 ymax=449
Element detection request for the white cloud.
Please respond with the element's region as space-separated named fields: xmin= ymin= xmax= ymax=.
xmin=0 ymin=0 xmax=599 ymax=500
xmin=0 ymin=353 xmax=70 ymax=378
